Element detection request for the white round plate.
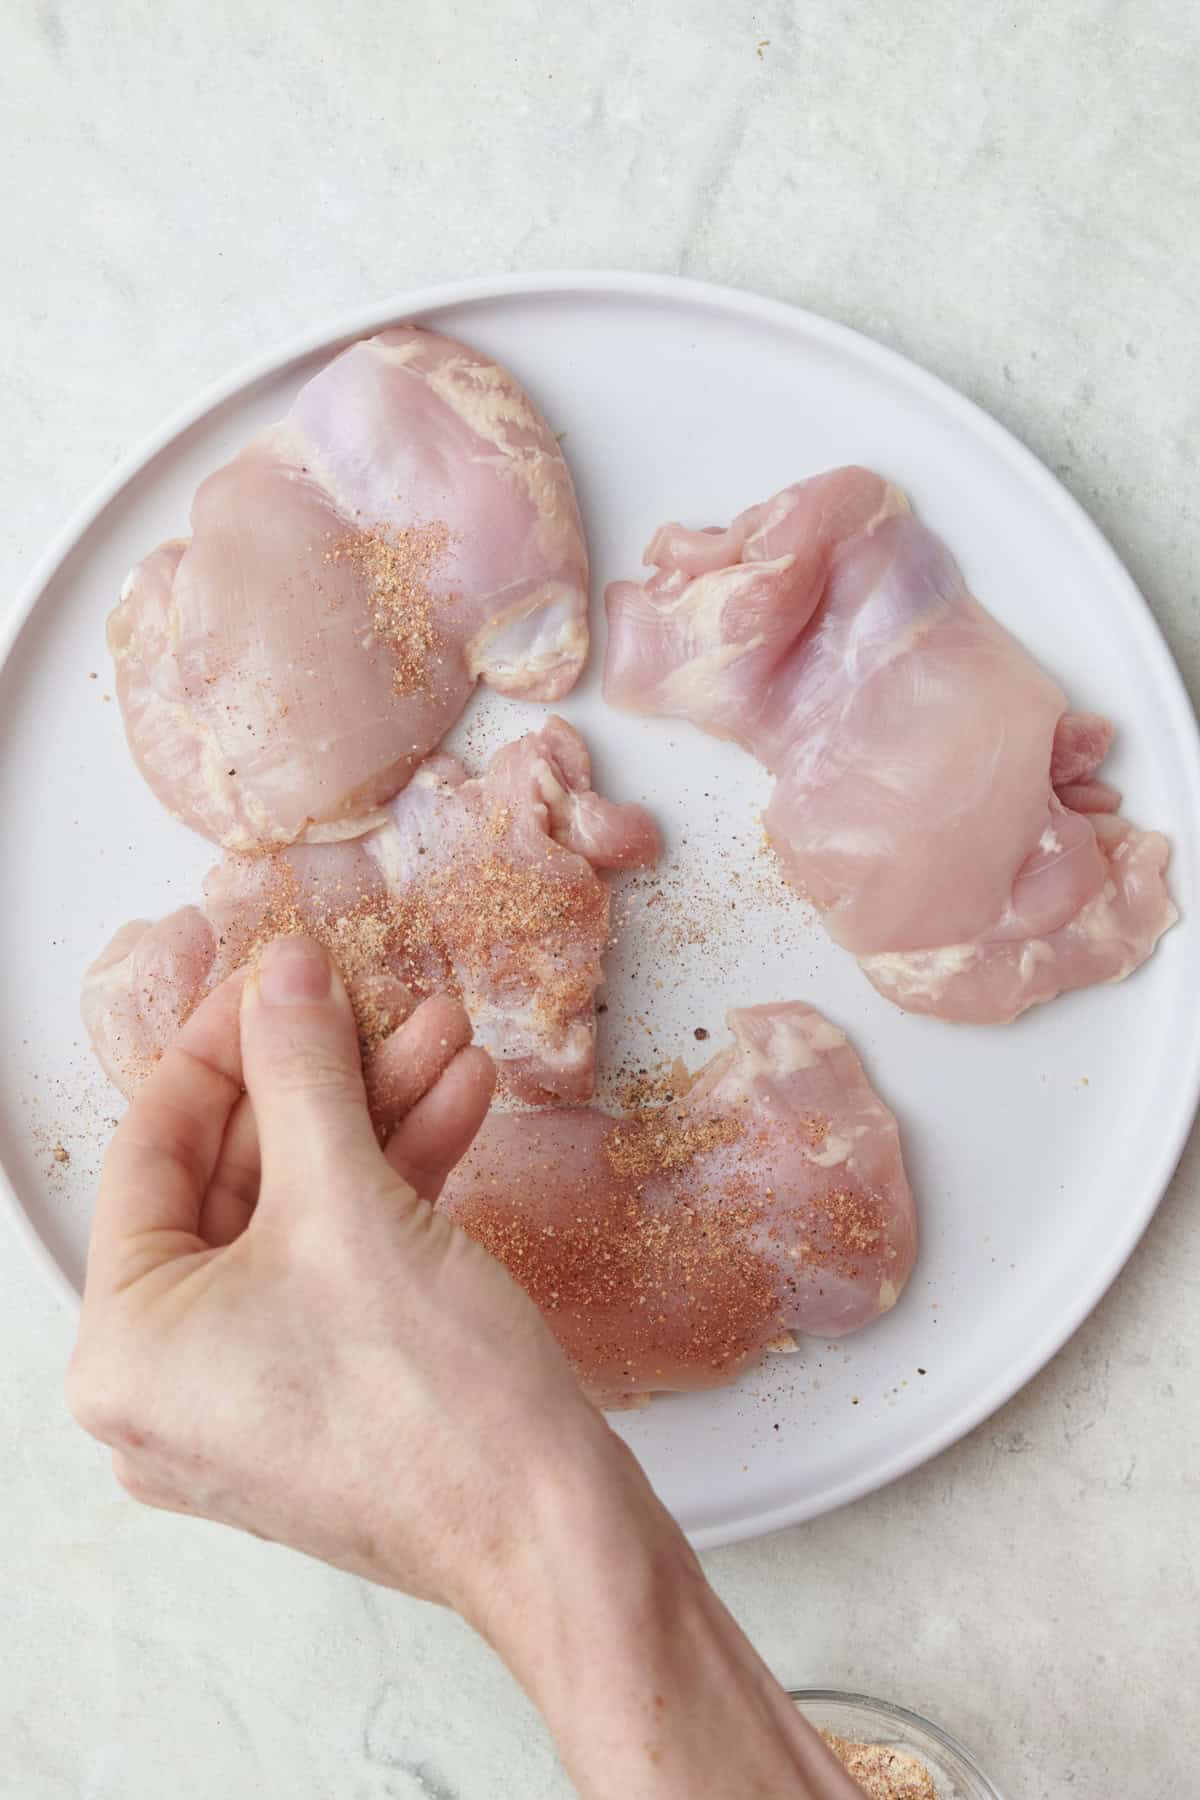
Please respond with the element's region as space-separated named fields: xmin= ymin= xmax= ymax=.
xmin=2 ymin=273 xmax=1197 ymax=1549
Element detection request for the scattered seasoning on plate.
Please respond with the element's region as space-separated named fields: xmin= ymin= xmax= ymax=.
xmin=27 ymin=1056 xmax=118 ymax=1189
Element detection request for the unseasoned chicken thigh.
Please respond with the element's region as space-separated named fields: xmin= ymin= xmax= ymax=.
xmin=82 ymin=721 xmax=659 ymax=1109
xmin=605 ymin=469 xmax=1176 ymax=1023
xmin=110 ymin=328 xmax=589 ymax=850
xmin=439 ymin=1002 xmax=915 ymax=1405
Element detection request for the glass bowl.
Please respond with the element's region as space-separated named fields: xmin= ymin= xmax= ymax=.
xmin=789 ymin=1690 xmax=1004 ymax=1799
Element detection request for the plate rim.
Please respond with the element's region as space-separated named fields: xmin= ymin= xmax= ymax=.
xmin=3 ymin=268 xmax=1198 ymax=1547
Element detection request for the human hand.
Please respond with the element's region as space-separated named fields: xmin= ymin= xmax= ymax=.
xmin=67 ymin=933 xmax=863 ymax=1799
xmin=67 ymin=934 xmax=618 ymax=1625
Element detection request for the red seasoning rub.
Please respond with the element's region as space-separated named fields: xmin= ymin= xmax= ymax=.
xmin=439 ymin=1001 xmax=916 ymax=1405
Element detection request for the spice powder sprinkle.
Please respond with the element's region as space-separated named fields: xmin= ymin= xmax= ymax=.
xmin=325 ymin=519 xmax=452 ymax=695
xmin=216 ymin=857 xmax=444 ymax=1054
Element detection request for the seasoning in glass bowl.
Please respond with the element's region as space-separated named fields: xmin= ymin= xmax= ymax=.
xmin=822 ymin=1731 xmax=937 ymax=1799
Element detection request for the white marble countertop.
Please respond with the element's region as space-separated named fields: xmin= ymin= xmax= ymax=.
xmin=2 ymin=4 xmax=1198 ymax=1795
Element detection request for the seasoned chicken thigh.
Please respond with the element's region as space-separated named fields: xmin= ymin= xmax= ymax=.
xmin=605 ymin=469 xmax=1176 ymax=1023
xmin=80 ymin=838 xmax=423 ymax=1100
xmin=367 ymin=717 xmax=660 ymax=1102
xmin=82 ymin=721 xmax=659 ymax=1109
xmin=439 ymin=1003 xmax=915 ymax=1405
xmin=111 ymin=327 xmax=589 ymax=850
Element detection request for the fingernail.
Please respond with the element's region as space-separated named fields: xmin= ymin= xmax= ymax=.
xmin=258 ymin=936 xmax=332 ymax=1005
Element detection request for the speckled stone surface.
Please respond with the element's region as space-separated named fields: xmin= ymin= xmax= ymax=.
xmin=2 ymin=4 xmax=1197 ymax=1795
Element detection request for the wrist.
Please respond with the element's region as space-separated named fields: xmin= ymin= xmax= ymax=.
xmin=459 ymin=1411 xmax=683 ymax=1670
xmin=463 ymin=1424 xmax=862 ymax=1800
xmin=461 ymin=1424 xmax=706 ymax=1786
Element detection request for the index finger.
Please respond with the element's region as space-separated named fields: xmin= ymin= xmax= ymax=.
xmin=364 ymin=993 xmax=475 ymax=1137
xmin=88 ymin=968 xmax=248 ymax=1291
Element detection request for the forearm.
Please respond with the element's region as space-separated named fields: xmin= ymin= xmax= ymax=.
xmin=474 ymin=1433 xmax=863 ymax=1800
xmin=539 ymin=1540 xmax=861 ymax=1799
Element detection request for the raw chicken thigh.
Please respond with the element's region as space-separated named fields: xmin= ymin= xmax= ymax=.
xmin=82 ymin=721 xmax=659 ymax=1108
xmin=605 ymin=469 xmax=1176 ymax=1023
xmin=439 ymin=1003 xmax=915 ymax=1404
xmin=110 ymin=327 xmax=589 ymax=851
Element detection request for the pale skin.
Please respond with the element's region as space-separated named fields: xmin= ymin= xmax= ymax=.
xmin=68 ymin=934 xmax=864 ymax=1799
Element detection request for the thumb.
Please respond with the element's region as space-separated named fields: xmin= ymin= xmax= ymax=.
xmin=240 ymin=935 xmax=381 ymax=1198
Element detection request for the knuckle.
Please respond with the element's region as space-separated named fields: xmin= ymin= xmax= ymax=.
xmin=65 ymin=1349 xmax=142 ymax=1449
xmin=111 ymin=1452 xmax=159 ymax=1507
xmin=266 ymin=1042 xmax=357 ymax=1098
xmin=64 ymin=1350 xmax=108 ymax=1438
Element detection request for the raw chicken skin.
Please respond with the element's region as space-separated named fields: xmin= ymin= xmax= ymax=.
xmin=110 ymin=328 xmax=589 ymax=851
xmin=439 ymin=1003 xmax=915 ymax=1404
xmin=605 ymin=469 xmax=1176 ymax=1023
xmin=82 ymin=908 xmax=225 ymax=1095
xmin=82 ymin=720 xmax=659 ymax=1109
